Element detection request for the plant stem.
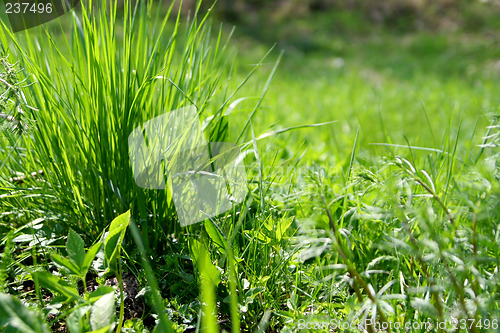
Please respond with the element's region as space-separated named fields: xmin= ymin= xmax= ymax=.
xmin=116 ymin=259 xmax=125 ymax=333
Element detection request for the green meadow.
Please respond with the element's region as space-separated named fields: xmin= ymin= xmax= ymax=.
xmin=0 ymin=1 xmax=499 ymax=332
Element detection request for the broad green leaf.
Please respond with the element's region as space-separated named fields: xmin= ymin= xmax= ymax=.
xmin=5 ymin=218 xmax=45 ymax=245
xmin=35 ymin=272 xmax=81 ymax=302
xmin=204 ymin=220 xmax=227 ymax=252
xmin=197 ymin=249 xmax=220 ymax=333
xmin=90 ymin=293 xmax=115 ymax=331
xmin=123 ymin=318 xmax=146 ymax=332
xmin=67 ymin=229 xmax=85 ymax=270
xmin=12 ymin=234 xmax=36 ymax=243
xmin=275 ymin=217 xmax=293 ymax=242
xmin=51 ymin=253 xmax=81 ymax=276
xmin=66 ymin=305 xmax=91 ymax=333
xmin=83 ymin=242 xmax=102 ymax=275
xmin=190 ymin=239 xmax=221 ymax=286
xmin=244 ymin=230 xmax=271 ymax=244
xmin=245 ymin=287 xmax=265 ymax=298
xmin=104 ymin=211 xmax=130 ymax=273
xmin=188 ymin=239 xmax=201 ymax=266
xmin=0 ymin=293 xmax=50 ymax=333
xmin=88 ymin=286 xmax=115 ymax=303
xmin=153 ymin=321 xmax=170 ymax=333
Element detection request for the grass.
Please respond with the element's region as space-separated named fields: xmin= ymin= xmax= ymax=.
xmin=0 ymin=1 xmax=499 ymax=332
xmin=231 ymin=31 xmax=500 ymax=157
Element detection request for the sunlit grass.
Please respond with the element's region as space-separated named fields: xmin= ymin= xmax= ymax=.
xmin=0 ymin=1 xmax=499 ymax=332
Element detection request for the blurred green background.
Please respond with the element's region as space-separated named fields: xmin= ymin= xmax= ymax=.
xmin=191 ymin=0 xmax=500 ymax=164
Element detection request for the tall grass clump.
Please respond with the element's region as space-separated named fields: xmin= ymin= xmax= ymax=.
xmin=0 ymin=52 xmax=36 ymax=231
xmin=0 ymin=0 xmax=259 ymax=245
xmin=0 ymin=1 xmax=292 ymax=330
